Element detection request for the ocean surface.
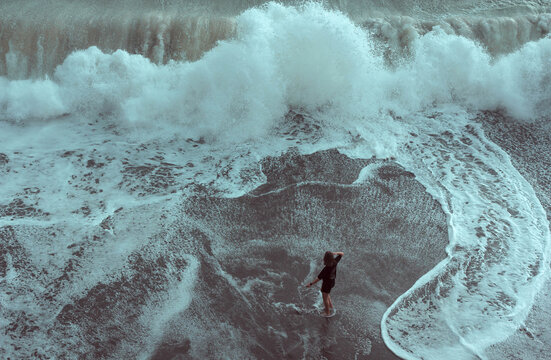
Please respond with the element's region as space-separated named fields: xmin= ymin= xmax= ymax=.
xmin=1 ymin=1 xmax=551 ymax=359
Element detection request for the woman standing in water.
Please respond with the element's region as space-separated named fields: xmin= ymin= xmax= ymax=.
xmin=306 ymin=251 xmax=344 ymax=316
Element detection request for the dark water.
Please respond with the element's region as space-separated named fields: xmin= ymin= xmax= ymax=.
xmin=1 ymin=148 xmax=449 ymax=359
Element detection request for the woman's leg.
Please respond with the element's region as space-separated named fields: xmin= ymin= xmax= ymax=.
xmin=321 ymin=292 xmax=331 ymax=315
xmin=328 ymin=294 xmax=333 ymax=310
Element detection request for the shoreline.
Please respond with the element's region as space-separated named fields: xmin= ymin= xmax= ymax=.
xmin=478 ymin=112 xmax=551 ymax=359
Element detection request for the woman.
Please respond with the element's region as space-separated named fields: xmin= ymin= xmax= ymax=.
xmin=305 ymin=251 xmax=344 ymax=316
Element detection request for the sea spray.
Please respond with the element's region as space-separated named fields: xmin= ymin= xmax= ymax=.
xmin=1 ymin=2 xmax=550 ymax=359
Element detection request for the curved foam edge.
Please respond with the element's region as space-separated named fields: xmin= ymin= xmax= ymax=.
xmin=381 ymin=258 xmax=451 ymax=360
xmin=380 ymin=120 xmax=551 ymax=360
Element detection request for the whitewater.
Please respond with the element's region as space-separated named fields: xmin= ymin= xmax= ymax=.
xmin=1 ymin=1 xmax=551 ymax=359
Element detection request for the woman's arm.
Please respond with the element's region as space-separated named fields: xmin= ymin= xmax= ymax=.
xmin=332 ymin=251 xmax=344 ymax=256
xmin=305 ymin=277 xmax=321 ymax=288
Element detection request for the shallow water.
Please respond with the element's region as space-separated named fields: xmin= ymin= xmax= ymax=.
xmin=1 ymin=1 xmax=550 ymax=359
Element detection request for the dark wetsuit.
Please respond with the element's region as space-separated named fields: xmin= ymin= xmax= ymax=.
xmin=318 ymin=255 xmax=342 ymax=293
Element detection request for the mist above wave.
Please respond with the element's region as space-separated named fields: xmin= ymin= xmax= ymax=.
xmin=0 ymin=0 xmax=549 ymax=79
xmin=2 ymin=0 xmax=549 ymax=18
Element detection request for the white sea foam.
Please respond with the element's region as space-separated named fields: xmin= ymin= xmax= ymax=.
xmin=1 ymin=3 xmax=550 ymax=359
xmin=1 ymin=3 xmax=550 ymax=138
xmin=379 ymin=110 xmax=550 ymax=359
xmin=0 ymin=77 xmax=65 ymax=120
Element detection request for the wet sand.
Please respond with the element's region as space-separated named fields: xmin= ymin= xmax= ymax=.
xmin=151 ymin=149 xmax=449 ymax=359
xmin=0 ymin=148 xmax=450 ymax=359
xmin=478 ymin=112 xmax=551 ymax=359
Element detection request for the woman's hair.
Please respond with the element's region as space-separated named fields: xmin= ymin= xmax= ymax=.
xmin=323 ymin=251 xmax=336 ymax=267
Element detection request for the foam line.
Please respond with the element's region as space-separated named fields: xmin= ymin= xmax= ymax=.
xmin=1 ymin=3 xmax=551 ymax=358
xmin=380 ymin=112 xmax=551 ymax=359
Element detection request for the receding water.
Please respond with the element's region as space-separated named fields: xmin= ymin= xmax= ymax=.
xmin=1 ymin=1 xmax=550 ymax=359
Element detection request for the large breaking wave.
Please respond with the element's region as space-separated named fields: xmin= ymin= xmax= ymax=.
xmin=1 ymin=2 xmax=550 ymax=359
